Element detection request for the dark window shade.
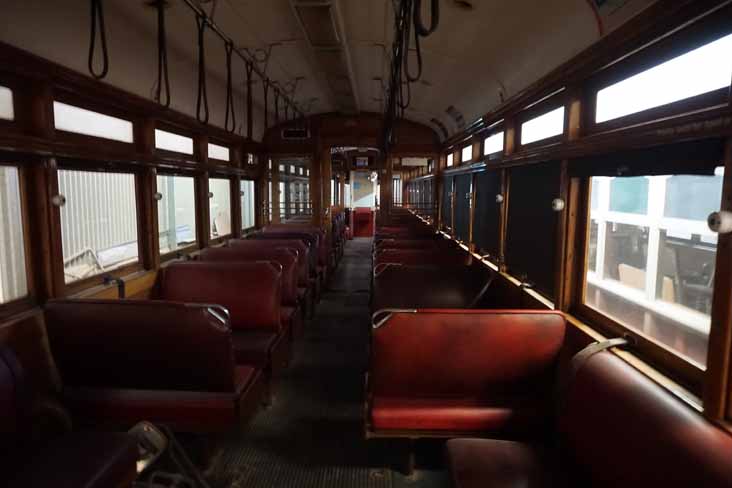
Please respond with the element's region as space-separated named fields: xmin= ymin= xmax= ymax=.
xmin=454 ymin=174 xmax=472 ymax=241
xmin=569 ymin=138 xmax=723 ymax=177
xmin=473 ymin=170 xmax=502 ymax=258
xmin=442 ymin=175 xmax=454 ymax=230
xmin=506 ymin=161 xmax=561 ymax=298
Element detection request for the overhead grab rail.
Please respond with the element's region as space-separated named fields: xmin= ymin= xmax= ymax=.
xmin=371 ymin=308 xmax=417 ymax=330
xmin=88 ymin=0 xmax=110 ymax=79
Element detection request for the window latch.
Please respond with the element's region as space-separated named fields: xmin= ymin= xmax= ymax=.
xmin=102 ymin=275 xmax=125 ymax=299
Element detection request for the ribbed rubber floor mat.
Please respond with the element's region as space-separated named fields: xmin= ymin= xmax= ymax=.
xmin=206 ymin=239 xmax=447 ymax=487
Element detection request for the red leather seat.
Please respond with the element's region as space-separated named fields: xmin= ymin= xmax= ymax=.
xmin=374 ymin=248 xmax=470 ymax=267
xmin=447 ymin=351 xmax=732 ymax=487
xmin=231 ymin=238 xmax=315 ymax=312
xmin=44 ymin=299 xmax=265 ymax=433
xmin=367 ymin=310 xmax=566 ymax=437
xmin=156 ymin=261 xmax=289 ymax=374
xmin=1 ymin=346 xmax=138 ymax=488
xmin=446 ymin=439 xmax=549 ymax=488
xmin=371 ymin=265 xmax=496 ymax=312
xmin=199 ymin=246 xmax=304 ymax=339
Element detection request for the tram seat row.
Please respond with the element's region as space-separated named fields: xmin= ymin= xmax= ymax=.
xmin=373 ymin=211 xmax=732 ymax=486
xmin=1 ymin=221 xmax=345 ymax=469
xmin=446 ymin=349 xmax=732 ymax=487
xmin=367 ymin=309 xmax=566 ymax=437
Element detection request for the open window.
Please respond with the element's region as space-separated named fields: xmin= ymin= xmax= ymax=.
xmin=0 ymin=165 xmax=28 ymax=305
xmin=58 ymin=168 xmax=139 ymax=284
xmin=505 ymin=161 xmax=561 ymax=297
xmin=156 ymin=174 xmax=197 ymax=255
xmin=241 ymin=180 xmax=256 ymax=231
xmin=575 ymin=139 xmax=726 ymax=387
xmin=209 ymin=177 xmax=232 ymax=240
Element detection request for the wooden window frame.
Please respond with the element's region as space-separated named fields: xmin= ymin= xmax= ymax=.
xmin=569 ymin=162 xmax=731 ymax=395
xmin=516 ymin=96 xmax=568 ymax=150
xmin=584 ymin=4 xmax=732 ymax=135
xmin=51 ymin=90 xmax=138 ymax=151
xmin=207 ymin=174 xmax=235 ymax=245
xmin=155 ymin=169 xmax=201 ymax=263
xmin=54 ymin=161 xmax=145 ymax=297
xmin=0 ymin=161 xmax=36 ymax=319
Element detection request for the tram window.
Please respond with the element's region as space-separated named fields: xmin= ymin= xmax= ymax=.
xmin=0 ymin=166 xmax=28 ymax=304
xmin=585 ymin=169 xmax=724 ymax=368
xmin=246 ymin=153 xmax=256 ymax=165
xmin=521 ymin=107 xmax=565 ymax=145
xmin=447 ymin=153 xmax=454 ymax=167
xmin=596 ymin=33 xmax=732 ymax=123
xmin=442 ymin=175 xmax=454 ymax=230
xmin=0 ymin=86 xmax=14 ymax=120
xmin=454 ymin=174 xmax=472 ymax=242
xmin=58 ymin=169 xmax=138 ymax=284
xmin=155 ymin=129 xmax=193 ymax=155
xmin=484 ymin=132 xmax=504 ymax=156
xmin=208 ymin=143 xmax=230 ymax=162
xmin=461 ymin=145 xmax=472 ymax=163
xmin=53 ymin=102 xmax=133 ymax=143
xmin=505 ymin=161 xmax=561 ymax=297
xmin=209 ymin=178 xmax=232 ymax=239
xmin=241 ymin=180 xmax=256 ymax=230
xmin=156 ymin=175 xmax=196 ymax=254
xmin=473 ymin=170 xmax=502 ymax=258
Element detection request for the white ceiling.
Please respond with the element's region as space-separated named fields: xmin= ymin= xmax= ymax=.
xmin=3 ymin=0 xmax=656 ymax=140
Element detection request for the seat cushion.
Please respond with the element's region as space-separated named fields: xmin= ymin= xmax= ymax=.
xmin=8 ymin=432 xmax=137 ymax=488
xmin=231 ymin=330 xmax=279 ymax=367
xmin=446 ymin=439 xmax=550 ymax=488
xmin=371 ymin=397 xmax=546 ymax=433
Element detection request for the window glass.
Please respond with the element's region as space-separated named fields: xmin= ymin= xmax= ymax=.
xmin=58 ymin=169 xmax=138 ymax=283
xmin=484 ymin=132 xmax=504 ymax=155
xmin=54 ymin=102 xmax=133 ymax=143
xmin=279 ymin=164 xmax=285 ymax=172
xmin=207 ymin=143 xmax=230 ymax=162
xmin=0 ymin=86 xmax=14 ymax=121
xmin=393 ymin=177 xmax=402 ymax=205
xmin=521 ymin=106 xmax=565 ymax=145
xmin=0 ymin=166 xmax=28 ymax=303
xmin=586 ymin=171 xmax=723 ymax=367
xmin=290 ymin=165 xmax=296 ymax=174
xmin=156 ymin=175 xmax=196 ymax=254
xmin=155 ymin=129 xmax=193 ymax=155
xmin=609 ymin=176 xmax=648 ymax=214
xmin=447 ymin=153 xmax=454 ymax=167
xmin=268 ymin=180 xmax=273 ymax=222
xmin=461 ymin=145 xmax=472 ymax=162
xmin=241 ymin=180 xmax=256 ymax=230
xmin=209 ymin=178 xmax=231 ymax=239
xmin=596 ymin=33 xmax=732 ymax=123
xmin=344 ymin=183 xmax=351 ymax=208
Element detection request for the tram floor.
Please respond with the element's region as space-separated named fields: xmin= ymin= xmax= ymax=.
xmin=205 ymin=237 xmax=450 ymax=488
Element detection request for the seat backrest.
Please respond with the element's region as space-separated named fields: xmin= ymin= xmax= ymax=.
xmin=227 ymin=239 xmax=310 ymax=286
xmin=564 ymin=351 xmax=732 ymax=487
xmin=372 ymin=264 xmax=494 ymax=311
xmin=374 ymin=248 xmax=470 ymax=267
xmin=44 ymin=299 xmax=236 ymax=392
xmin=199 ymin=247 xmax=298 ymax=306
xmin=157 ymin=261 xmax=282 ymax=332
xmin=370 ymin=310 xmax=566 ymax=399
